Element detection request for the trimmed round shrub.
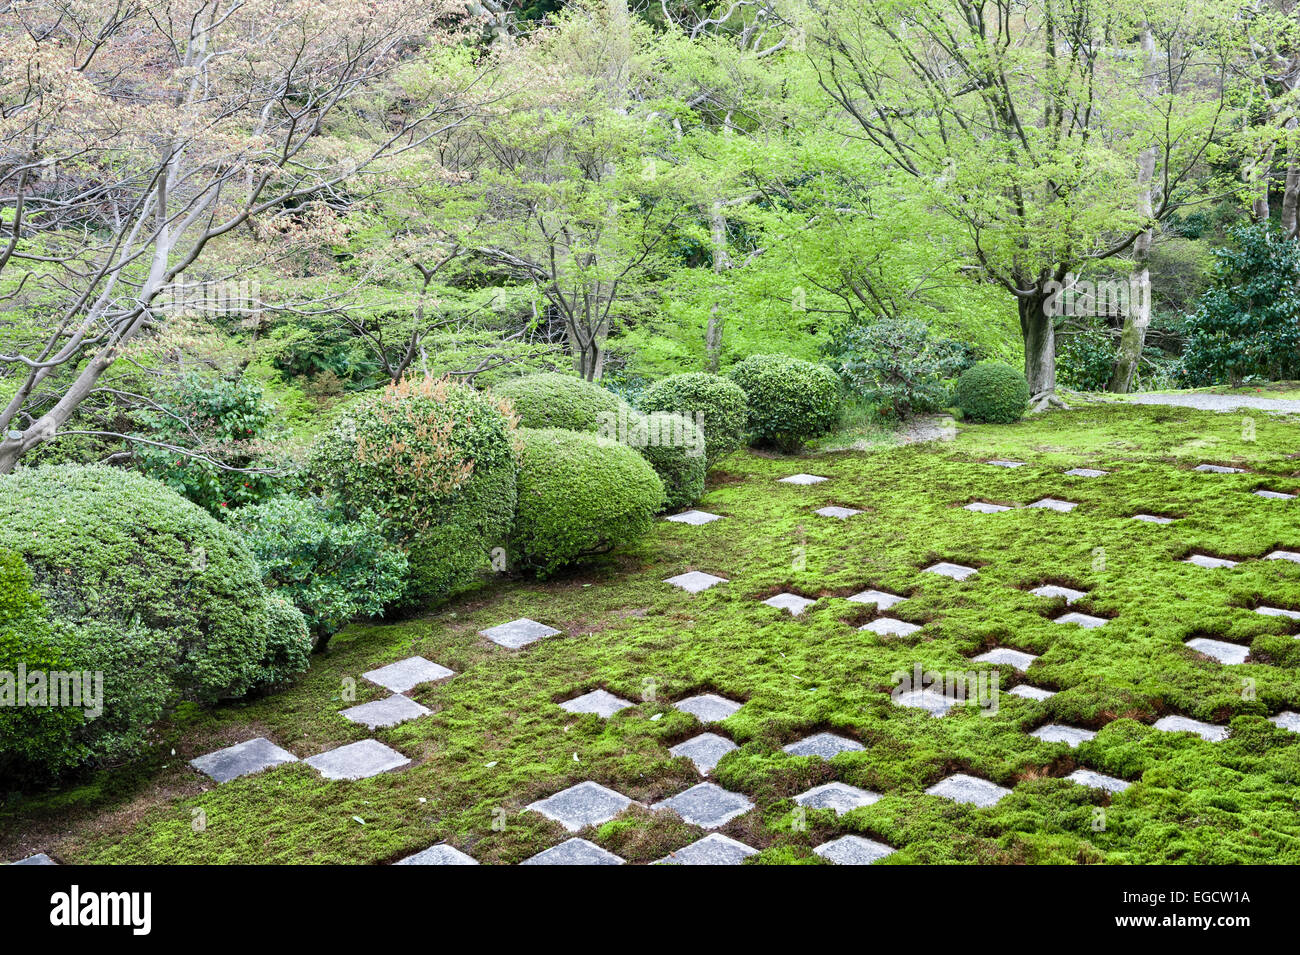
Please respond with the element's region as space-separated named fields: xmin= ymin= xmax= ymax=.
xmin=494 ymin=372 xmax=628 ymax=432
xmin=511 ymin=428 xmax=665 ymax=576
xmin=311 ymin=376 xmax=519 ymax=604
xmin=256 ymin=594 xmax=312 ymax=688
xmin=726 ymin=354 xmax=842 ymax=452
xmin=632 ymin=412 xmax=706 ymax=511
xmin=956 ymin=362 xmax=1031 ymax=423
xmin=637 ymin=372 xmax=747 ymax=469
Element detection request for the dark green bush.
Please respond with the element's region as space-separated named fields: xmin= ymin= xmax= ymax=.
xmin=494 ymin=372 xmax=628 ymax=432
xmin=510 ymin=428 xmax=664 ymax=576
xmin=629 ymin=412 xmax=706 ymax=511
xmin=1056 ymin=330 xmax=1116 ymax=392
xmin=956 ymin=362 xmax=1031 ymax=423
xmin=826 ymin=316 xmax=975 ymax=420
xmin=726 ymin=354 xmax=842 ymax=452
xmin=637 ymin=373 xmax=747 ymax=469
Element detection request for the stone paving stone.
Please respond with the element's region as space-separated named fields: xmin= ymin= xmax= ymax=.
xmin=1064 ymin=467 xmax=1108 ymax=477
xmin=1133 ymin=513 xmax=1174 ymax=524
xmin=1067 ymin=769 xmax=1131 ymax=793
xmin=925 ymin=773 xmax=1012 ymax=807
xmin=526 ymin=781 xmax=635 ymax=832
xmin=363 ymin=655 xmax=455 ymax=692
xmin=670 ymin=733 xmax=737 ymax=774
xmin=1183 ymin=554 xmax=1238 ymax=569
xmin=190 ymin=737 xmax=299 ymax=783
xmin=1269 ymin=711 xmax=1300 ymax=733
xmin=341 ymin=694 xmax=431 ymax=729
xmin=559 ymin=689 xmax=634 ymax=718
xmin=664 ymin=509 xmax=723 ymax=524
xmin=653 ymin=782 xmax=754 ymax=828
xmin=673 ymin=693 xmax=742 ymax=723
xmin=816 ymin=505 xmax=862 ymax=519
xmin=1030 ymin=724 xmax=1097 ymax=747
xmin=305 ymin=740 xmax=410 ymax=780
xmin=973 ymin=647 xmax=1038 ymax=672
xmin=923 ymin=561 xmax=978 ymax=580
xmin=987 ymin=460 xmax=1025 ymax=468
xmin=783 ymin=731 xmax=865 ymax=759
xmin=794 ymin=782 xmax=882 ymax=815
xmin=479 ymin=618 xmax=562 ymax=649
xmin=778 ymin=473 xmax=828 ymax=485
xmin=964 ymin=501 xmax=1011 ymax=513
xmin=12 ymin=854 xmax=55 ymax=865
xmin=847 ymin=588 xmax=907 ymax=609
xmin=1153 ymin=715 xmax=1228 ymax=742
xmin=860 ymin=617 xmax=921 ymax=636
xmin=1008 ymin=684 xmax=1056 ymax=701
xmin=1254 ymin=490 xmax=1297 ymax=500
xmin=1030 ymin=584 xmax=1086 ymax=603
xmin=656 ymin=833 xmax=758 ymax=865
xmin=1028 ymin=497 xmax=1077 ymax=512
xmin=1053 ymin=611 xmax=1108 ymax=628
xmin=1256 ymin=605 xmax=1300 ymax=620
xmin=1185 ymin=637 xmax=1249 ymax=665
xmin=395 ymin=844 xmax=479 ymax=865
xmin=520 ymin=838 xmax=625 ymax=866
xmin=664 ymin=571 xmax=727 ymax=593
xmin=1195 ymin=463 xmax=1244 ymax=473
xmin=892 ymin=689 xmax=959 ymax=716
xmin=1266 ymin=550 xmax=1300 ymax=563
xmin=814 ymin=835 xmax=896 ymax=865
xmin=763 ymin=592 xmax=814 ymax=615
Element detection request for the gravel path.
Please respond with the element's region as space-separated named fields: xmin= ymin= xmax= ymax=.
xmin=1119 ymin=393 xmax=1300 ymax=414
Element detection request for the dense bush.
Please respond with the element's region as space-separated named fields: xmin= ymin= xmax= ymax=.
xmin=494 ymin=371 xmax=628 ymax=432
xmin=1056 ymin=329 xmax=1116 ymax=392
xmin=826 ymin=316 xmax=975 ymax=420
xmin=726 ymin=354 xmax=842 ymax=452
xmin=511 ymin=428 xmax=664 ymax=576
xmin=629 ymin=412 xmax=706 ymax=511
xmin=311 ymin=376 xmax=519 ymax=603
xmin=956 ymin=362 xmax=1031 ymax=423
xmin=637 ymin=373 xmax=748 ymax=469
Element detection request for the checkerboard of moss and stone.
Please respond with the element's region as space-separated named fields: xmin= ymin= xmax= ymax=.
xmin=8 ymin=402 xmax=1300 ymax=865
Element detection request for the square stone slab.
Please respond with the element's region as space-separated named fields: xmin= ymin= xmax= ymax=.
xmin=664 ymin=571 xmax=727 ymax=593
xmin=520 ymin=838 xmax=625 ymax=866
xmin=479 ymin=618 xmax=562 ymax=649
xmin=1195 ymin=463 xmax=1244 ymax=473
xmin=363 ymin=656 xmax=455 ymax=692
xmin=1064 ymin=467 xmax=1108 ymax=477
xmin=778 ymin=473 xmax=828 ymax=485
xmin=1254 ymin=490 xmax=1297 ymax=500
xmin=12 ymin=853 xmax=56 ymax=865
xmin=674 ymin=693 xmax=742 ymax=723
xmin=860 ymin=617 xmax=921 ymax=637
xmin=923 ymin=561 xmax=977 ymax=580
xmin=653 ymin=782 xmax=754 ymax=828
xmin=763 ymin=592 xmax=814 ymax=615
xmin=191 ymin=737 xmax=298 ymax=783
xmin=341 ymin=694 xmax=431 ymax=729
xmin=1183 ymin=554 xmax=1237 ymax=569
xmin=926 ymin=773 xmax=1012 ymax=807
xmin=1256 ymin=605 xmax=1300 ymax=620
xmin=892 ymin=688 xmax=959 ymax=716
xmin=526 ymin=781 xmax=635 ymax=832
xmin=1028 ymin=498 xmax=1077 ymax=512
xmin=1030 ymin=724 xmax=1097 ymax=748
xmin=814 ymin=835 xmax=896 ymax=865
xmin=1008 ymin=684 xmax=1056 ymax=701
xmin=987 ymin=460 xmax=1025 ymax=468
xmin=1133 ymin=513 xmax=1174 ymax=524
xmin=964 ymin=501 xmax=1011 ymax=513
xmin=665 ymin=509 xmax=723 ymax=524
xmin=1269 ymin=711 xmax=1300 ymax=733
xmin=1266 ymin=550 xmax=1300 ymax=563
xmin=559 ymin=689 xmax=634 ymax=718
xmin=973 ymin=647 xmax=1038 ymax=672
xmin=1067 ymin=769 xmax=1131 ymax=793
xmin=1030 ymin=584 xmax=1086 ymax=603
xmin=1054 ymin=611 xmax=1108 ymax=629
xmin=396 ymin=844 xmax=479 ymax=865
xmin=1185 ymin=637 xmax=1249 ymax=665
xmin=794 ymin=782 xmax=882 ymax=815
xmin=783 ymin=731 xmax=865 ymax=759
xmin=670 ymin=733 xmax=737 ymax=774
xmin=656 ymin=832 xmax=757 ymax=865
xmin=305 ymin=740 xmax=410 ymax=780
xmin=816 ymin=505 xmax=862 ymax=519
xmin=847 ymin=589 xmax=907 ymax=609
xmin=1153 ymin=715 xmax=1228 ymax=742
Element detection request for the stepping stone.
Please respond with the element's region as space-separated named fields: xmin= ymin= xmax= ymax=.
xmin=860 ymin=617 xmax=921 ymax=636
xmin=665 ymin=509 xmax=723 ymax=524
xmin=973 ymin=647 xmax=1038 ymax=672
xmin=479 ymin=618 xmax=562 ymax=649
xmin=923 ymin=561 xmax=977 ymax=580
xmin=656 ymin=833 xmax=757 ymax=866
xmin=783 ymin=732 xmax=865 ymax=759
xmin=653 ymin=782 xmax=754 ymax=828
xmin=670 ymin=733 xmax=737 ymax=774
xmin=987 ymin=460 xmax=1025 ymax=468
xmin=1256 ymin=606 xmax=1300 ymax=620
xmin=396 ymin=844 xmax=479 ymax=865
xmin=892 ymin=688 xmax=959 ymax=716
xmin=1195 ymin=463 xmax=1244 ymax=473
xmin=816 ymin=506 xmax=861 ymax=519
xmin=1269 ymin=711 xmax=1300 ymax=733
xmin=847 ymin=588 xmax=906 ymax=609
xmin=794 ymin=782 xmax=882 ymax=815
xmin=763 ymin=592 xmax=814 ymax=615
xmin=1008 ymin=684 xmax=1056 ymax=701
xmin=1028 ymin=498 xmax=1077 ymax=512
xmin=926 ymin=773 xmax=1011 ymax=807
xmin=1053 ymin=611 xmax=1108 ymax=629
xmin=1254 ymin=490 xmax=1297 ymax=500
xmin=1265 ymin=550 xmax=1300 ymax=563
xmin=559 ymin=689 xmax=634 ymax=718
xmin=1066 ymin=769 xmax=1131 ymax=793
xmin=1152 ymin=715 xmax=1228 ymax=742
xmin=363 ymin=656 xmax=455 ymax=692
xmin=520 ymin=838 xmax=625 ymax=866
xmin=1183 ymin=554 xmax=1237 ymax=569
xmin=814 ymin=835 xmax=896 ymax=865
xmin=526 ymin=781 xmax=635 ymax=832
xmin=1030 ymin=724 xmax=1097 ymax=748
xmin=674 ymin=693 xmax=742 ymax=723
xmin=664 ymin=571 xmax=727 ymax=593
xmin=190 ymin=737 xmax=298 ymax=783
xmin=341 ymin=694 xmax=431 ymax=729
xmin=12 ymin=854 xmax=55 ymax=865
xmin=1185 ymin=637 xmax=1249 ymax=665
xmin=778 ymin=473 xmax=828 ymax=485
xmin=305 ymin=740 xmax=410 ymax=780
xmin=1133 ymin=513 xmax=1174 ymax=524
xmin=964 ymin=501 xmax=1011 ymax=513
xmin=1064 ymin=468 xmax=1108 ymax=477
xmin=1031 ymin=584 xmax=1086 ymax=603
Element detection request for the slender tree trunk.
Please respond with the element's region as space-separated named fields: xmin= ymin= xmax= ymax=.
xmin=1282 ymin=155 xmax=1300 ymax=238
xmin=1020 ymin=292 xmax=1056 ymax=397
xmin=705 ymin=199 xmax=731 ymax=372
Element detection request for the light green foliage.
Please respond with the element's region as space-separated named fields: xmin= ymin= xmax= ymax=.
xmin=493 ymin=372 xmax=628 ymax=433
xmin=630 ymin=412 xmax=706 ymax=512
xmin=637 ymin=373 xmax=747 ymax=469
xmin=957 ymin=363 xmax=1031 ymax=423
xmin=727 ymin=354 xmax=842 ymax=452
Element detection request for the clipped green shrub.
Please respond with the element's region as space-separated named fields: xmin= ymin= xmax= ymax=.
xmin=956 ymin=362 xmax=1031 ymax=423
xmin=726 ymin=354 xmax=842 ymax=452
xmin=630 ymin=412 xmax=706 ymax=511
xmin=256 ymin=595 xmax=312 ymax=687
xmin=511 ymin=428 xmax=665 ymax=576
xmin=637 ymin=372 xmax=747 ymax=469
xmin=494 ymin=372 xmax=628 ymax=432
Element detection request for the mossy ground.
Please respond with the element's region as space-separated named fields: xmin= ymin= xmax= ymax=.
xmin=6 ymin=402 xmax=1300 ymax=864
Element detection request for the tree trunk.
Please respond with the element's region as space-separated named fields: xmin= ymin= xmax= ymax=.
xmin=705 ymin=199 xmax=731 ymax=372
xmin=1020 ymin=293 xmax=1056 ymax=397
xmin=1282 ymin=147 xmax=1299 ymax=239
